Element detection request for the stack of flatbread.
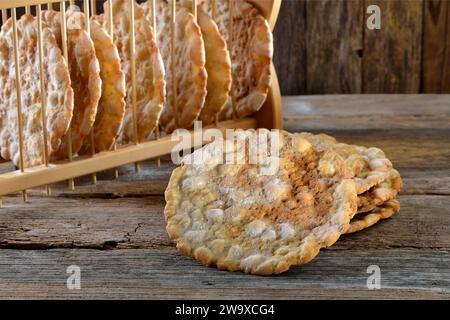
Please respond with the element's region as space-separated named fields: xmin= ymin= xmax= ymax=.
xmin=0 ymin=0 xmax=273 ymax=167
xmin=165 ymin=130 xmax=403 ymax=275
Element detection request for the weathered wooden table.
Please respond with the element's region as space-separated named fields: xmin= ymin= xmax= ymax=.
xmin=0 ymin=95 xmax=449 ymax=299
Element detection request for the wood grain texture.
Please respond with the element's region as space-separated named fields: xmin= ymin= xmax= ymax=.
xmin=273 ymin=0 xmax=307 ymax=95
xmin=423 ymin=0 xmax=450 ymax=93
xmin=362 ymin=0 xmax=423 ymax=93
xmin=0 ymin=94 xmax=449 ymax=299
xmin=0 ymin=248 xmax=448 ymax=299
xmin=306 ymin=0 xmax=363 ymax=93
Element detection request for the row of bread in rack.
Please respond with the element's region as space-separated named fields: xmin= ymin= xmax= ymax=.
xmin=0 ymin=0 xmax=273 ymax=168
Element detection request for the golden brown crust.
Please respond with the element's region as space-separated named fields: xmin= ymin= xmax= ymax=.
xmin=357 ymin=168 xmax=403 ymax=214
xmin=297 ymin=132 xmax=394 ymax=195
xmin=68 ymin=12 xmax=126 ymax=153
xmin=0 ymin=14 xmax=73 ymax=167
xmin=104 ymin=0 xmax=165 ymax=143
xmin=42 ymin=10 xmax=101 ymax=160
xmin=201 ymin=0 xmax=273 ymax=120
xmin=143 ymin=0 xmax=207 ymax=133
xmin=164 ymin=130 xmax=358 ymax=275
xmin=345 ymin=200 xmax=400 ymax=234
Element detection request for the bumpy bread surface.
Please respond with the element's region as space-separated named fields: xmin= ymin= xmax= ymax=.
xmin=165 ymin=130 xmax=358 ymax=275
xmin=201 ymin=0 xmax=273 ymax=120
xmin=357 ymin=168 xmax=403 ymax=214
xmin=104 ymin=0 xmax=165 ymax=143
xmin=68 ymin=11 xmax=126 ymax=153
xmin=345 ymin=200 xmax=400 ymax=234
xmin=42 ymin=10 xmax=102 ymax=160
xmin=297 ymin=132 xmax=394 ymax=195
xmin=142 ymin=0 xmax=207 ymax=133
xmin=0 ymin=14 xmax=73 ymax=167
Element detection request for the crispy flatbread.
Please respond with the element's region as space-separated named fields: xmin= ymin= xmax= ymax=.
xmin=42 ymin=10 xmax=102 ymax=160
xmin=165 ymin=129 xmax=357 ymax=274
xmin=142 ymin=0 xmax=207 ymax=133
xmin=201 ymin=0 xmax=272 ymax=120
xmin=104 ymin=0 xmax=165 ymax=143
xmin=357 ymin=168 xmax=403 ymax=214
xmin=0 ymin=14 xmax=73 ymax=167
xmin=345 ymin=200 xmax=400 ymax=234
xmin=178 ymin=1 xmax=231 ymax=126
xmin=67 ymin=11 xmax=126 ymax=153
xmin=297 ymin=132 xmax=394 ymax=195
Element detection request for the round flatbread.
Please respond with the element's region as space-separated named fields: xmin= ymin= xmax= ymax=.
xmin=142 ymin=0 xmax=207 ymax=133
xmin=42 ymin=10 xmax=102 ymax=160
xmin=67 ymin=11 xmax=126 ymax=153
xmin=104 ymin=0 xmax=165 ymax=143
xmin=0 ymin=14 xmax=73 ymax=167
xmin=345 ymin=200 xmax=400 ymax=234
xmin=201 ymin=0 xmax=273 ymax=120
xmin=165 ymin=129 xmax=358 ymax=275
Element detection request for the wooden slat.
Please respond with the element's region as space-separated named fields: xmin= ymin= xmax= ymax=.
xmin=306 ymin=0 xmax=363 ymax=94
xmin=0 ymin=0 xmax=61 ymax=10
xmin=363 ymin=0 xmax=423 ymax=93
xmin=0 ymin=119 xmax=257 ymax=196
xmin=283 ymin=94 xmax=450 ymax=130
xmin=0 ymin=248 xmax=448 ymax=299
xmin=273 ymin=0 xmax=306 ymax=95
xmin=422 ymin=0 xmax=450 ymax=93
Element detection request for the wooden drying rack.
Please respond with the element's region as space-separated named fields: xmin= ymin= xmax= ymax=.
xmin=0 ymin=0 xmax=282 ymax=204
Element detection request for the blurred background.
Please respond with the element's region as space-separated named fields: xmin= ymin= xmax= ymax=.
xmin=273 ymin=0 xmax=450 ymax=95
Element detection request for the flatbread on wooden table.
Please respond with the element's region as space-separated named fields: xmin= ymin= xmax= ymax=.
xmin=103 ymin=0 xmax=165 ymax=143
xmin=41 ymin=10 xmax=102 ymax=160
xmin=345 ymin=200 xmax=400 ymax=234
xmin=0 ymin=14 xmax=73 ymax=167
xmin=67 ymin=10 xmax=126 ymax=153
xmin=200 ymin=0 xmax=273 ymax=120
xmin=142 ymin=0 xmax=207 ymax=133
xmin=165 ymin=129 xmax=358 ymax=275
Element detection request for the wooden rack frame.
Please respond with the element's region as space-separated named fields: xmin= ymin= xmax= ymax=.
xmin=0 ymin=0 xmax=282 ymax=202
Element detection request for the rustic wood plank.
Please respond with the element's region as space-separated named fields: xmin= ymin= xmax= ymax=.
xmin=423 ymin=0 xmax=450 ymax=93
xmin=363 ymin=0 xmax=423 ymax=93
xmin=0 ymin=194 xmax=448 ymax=250
xmin=283 ymin=95 xmax=450 ymax=130
xmin=273 ymin=0 xmax=307 ymax=95
xmin=306 ymin=0 xmax=363 ymax=94
xmin=0 ymin=248 xmax=448 ymax=299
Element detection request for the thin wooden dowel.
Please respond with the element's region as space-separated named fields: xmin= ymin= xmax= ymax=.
xmin=2 ymin=9 xmax=8 ymax=25
xmin=12 ymin=8 xmax=28 ymax=202
xmin=107 ymin=0 xmax=119 ymax=177
xmin=60 ymin=1 xmax=75 ymax=190
xmin=37 ymin=4 xmax=52 ymax=196
xmin=229 ymin=0 xmax=237 ymax=120
xmin=171 ymin=0 xmax=177 ymax=129
xmin=69 ymin=0 xmax=75 ymax=7
xmin=47 ymin=3 xmax=53 ymax=10
xmin=129 ymin=0 xmax=140 ymax=173
xmin=151 ymin=0 xmax=160 ymax=168
xmin=192 ymin=0 xmax=197 ymax=20
xmin=211 ymin=0 xmax=216 ymax=20
xmin=82 ymin=0 xmax=97 ymax=185
xmin=107 ymin=0 xmax=113 ymax=36
xmin=25 ymin=6 xmax=31 ymax=15
xmin=90 ymin=0 xmax=96 ymax=16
